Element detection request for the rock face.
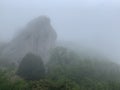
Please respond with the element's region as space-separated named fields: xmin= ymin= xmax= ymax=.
xmin=1 ymin=16 xmax=57 ymax=64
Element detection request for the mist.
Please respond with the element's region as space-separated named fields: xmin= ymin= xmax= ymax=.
xmin=1 ymin=0 xmax=120 ymax=62
xmin=2 ymin=1 xmax=120 ymax=89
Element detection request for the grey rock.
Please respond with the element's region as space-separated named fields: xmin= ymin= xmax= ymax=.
xmin=1 ymin=16 xmax=57 ymax=65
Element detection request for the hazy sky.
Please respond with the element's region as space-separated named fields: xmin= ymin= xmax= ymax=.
xmin=1 ymin=0 xmax=120 ymax=61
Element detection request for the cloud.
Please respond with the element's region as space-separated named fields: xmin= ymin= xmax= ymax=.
xmin=1 ymin=0 xmax=120 ymax=9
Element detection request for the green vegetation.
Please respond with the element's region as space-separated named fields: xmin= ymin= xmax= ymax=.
xmin=0 ymin=47 xmax=120 ymax=90
xmin=0 ymin=70 xmax=27 ymax=90
xmin=17 ymin=53 xmax=45 ymax=81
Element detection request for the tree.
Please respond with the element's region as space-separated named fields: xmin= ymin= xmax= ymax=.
xmin=46 ymin=47 xmax=80 ymax=80
xmin=17 ymin=53 xmax=45 ymax=81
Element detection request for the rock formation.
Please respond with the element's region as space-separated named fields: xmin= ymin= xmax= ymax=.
xmin=1 ymin=16 xmax=57 ymax=64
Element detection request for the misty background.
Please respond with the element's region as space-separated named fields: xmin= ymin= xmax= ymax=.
xmin=1 ymin=0 xmax=120 ymax=62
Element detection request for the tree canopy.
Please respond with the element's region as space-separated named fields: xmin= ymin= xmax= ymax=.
xmin=17 ymin=53 xmax=45 ymax=81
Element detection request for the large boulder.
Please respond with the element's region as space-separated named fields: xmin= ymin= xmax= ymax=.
xmin=1 ymin=16 xmax=57 ymax=64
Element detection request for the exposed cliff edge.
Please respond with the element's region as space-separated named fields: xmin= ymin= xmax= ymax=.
xmin=1 ymin=16 xmax=57 ymax=64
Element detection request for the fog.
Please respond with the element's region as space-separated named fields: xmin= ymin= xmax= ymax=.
xmin=1 ymin=0 xmax=120 ymax=62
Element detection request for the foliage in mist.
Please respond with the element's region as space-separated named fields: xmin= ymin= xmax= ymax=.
xmin=16 ymin=53 xmax=45 ymax=81
xmin=0 ymin=47 xmax=120 ymax=90
xmin=47 ymin=47 xmax=120 ymax=82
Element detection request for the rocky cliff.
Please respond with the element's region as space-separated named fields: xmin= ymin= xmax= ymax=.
xmin=1 ymin=16 xmax=57 ymax=64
